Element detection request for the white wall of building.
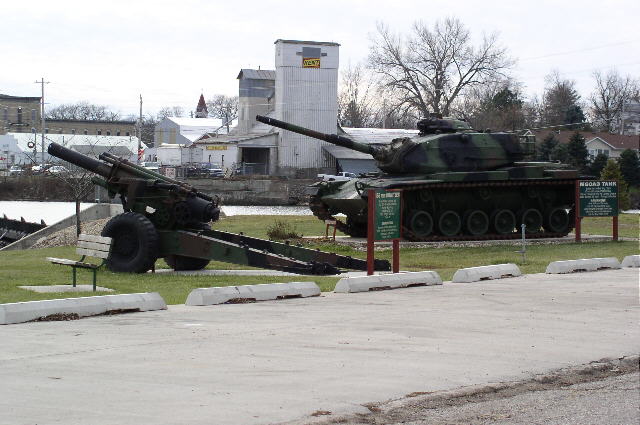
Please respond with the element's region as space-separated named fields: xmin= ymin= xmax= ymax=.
xmin=274 ymin=40 xmax=339 ymax=174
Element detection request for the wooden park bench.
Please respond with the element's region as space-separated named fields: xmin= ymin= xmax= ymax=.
xmin=46 ymin=234 xmax=112 ymax=291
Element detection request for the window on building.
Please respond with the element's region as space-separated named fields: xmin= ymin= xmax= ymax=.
xmin=604 ymin=149 xmax=610 ymax=157
xmin=97 ymin=130 xmax=102 ymax=135
xmin=31 ymin=109 xmax=36 ymax=121
xmin=71 ymin=129 xmax=76 ymax=135
xmin=17 ymin=107 xmax=22 ymax=124
xmin=31 ymin=127 xmax=36 ymax=133
xmin=116 ymin=130 xmax=121 ymax=136
xmin=84 ymin=129 xmax=88 ymax=135
xmin=125 ymin=131 xmax=130 ymax=136
xmin=106 ymin=130 xmax=111 ymax=136
xmin=45 ymin=128 xmax=49 ymax=134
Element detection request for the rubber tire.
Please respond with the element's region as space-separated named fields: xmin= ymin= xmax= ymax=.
xmin=544 ymin=207 xmax=570 ymax=233
xmin=165 ymin=255 xmax=210 ymax=271
xmin=463 ymin=210 xmax=489 ymax=236
xmin=101 ymin=212 xmax=159 ymax=273
xmin=518 ymin=208 xmax=543 ymax=234
xmin=438 ymin=210 xmax=462 ymax=237
xmin=408 ymin=210 xmax=434 ymax=238
xmin=491 ymin=209 xmax=516 ymax=235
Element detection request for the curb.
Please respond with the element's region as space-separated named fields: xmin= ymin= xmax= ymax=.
xmin=334 ymin=271 xmax=442 ymax=293
xmin=546 ymin=257 xmax=621 ymax=274
xmin=0 ymin=292 xmax=167 ymax=325
xmin=185 ymin=282 xmax=320 ymax=306
xmin=452 ymin=264 xmax=521 ymax=283
xmin=621 ymin=255 xmax=640 ymax=268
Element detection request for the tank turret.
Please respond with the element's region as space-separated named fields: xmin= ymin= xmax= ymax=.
xmin=256 ymin=115 xmax=535 ymax=174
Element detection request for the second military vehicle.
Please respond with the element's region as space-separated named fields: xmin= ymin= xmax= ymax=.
xmin=256 ymin=114 xmax=580 ymax=241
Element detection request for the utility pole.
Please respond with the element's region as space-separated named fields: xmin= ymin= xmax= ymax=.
xmin=138 ymin=94 xmax=143 ymax=164
xmin=34 ymin=78 xmax=50 ymax=164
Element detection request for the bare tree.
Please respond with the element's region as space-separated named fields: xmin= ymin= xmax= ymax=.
xmin=368 ymin=18 xmax=514 ymax=118
xmin=46 ymin=102 xmax=120 ymax=121
xmin=338 ymin=64 xmax=378 ymax=127
xmin=206 ymin=95 xmax=238 ymax=132
xmin=589 ymin=70 xmax=639 ymax=132
xmin=156 ymin=106 xmax=185 ymax=120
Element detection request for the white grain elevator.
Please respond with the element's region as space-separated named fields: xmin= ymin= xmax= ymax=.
xmin=274 ymin=39 xmax=339 ymax=177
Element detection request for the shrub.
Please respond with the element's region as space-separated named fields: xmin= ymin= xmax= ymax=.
xmin=266 ymin=220 xmax=301 ymax=240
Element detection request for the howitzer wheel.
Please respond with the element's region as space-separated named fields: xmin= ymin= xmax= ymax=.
xmin=101 ymin=212 xmax=159 ymax=273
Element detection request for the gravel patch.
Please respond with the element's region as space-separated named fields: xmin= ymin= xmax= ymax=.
xmin=31 ymin=218 xmax=110 ymax=249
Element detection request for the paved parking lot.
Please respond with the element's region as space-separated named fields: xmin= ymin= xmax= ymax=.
xmin=1 ymin=268 xmax=637 ymax=425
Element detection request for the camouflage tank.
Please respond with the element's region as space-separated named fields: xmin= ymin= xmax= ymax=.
xmin=256 ymin=115 xmax=579 ymax=241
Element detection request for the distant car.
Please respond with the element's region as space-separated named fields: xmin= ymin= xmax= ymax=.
xmin=141 ymin=162 xmax=160 ymax=172
xmin=46 ymin=165 xmax=69 ymax=174
xmin=8 ymin=165 xmax=23 ymax=176
xmin=31 ymin=163 xmax=51 ymax=174
xmin=317 ymin=172 xmax=357 ymax=182
xmin=208 ymin=167 xmax=224 ymax=178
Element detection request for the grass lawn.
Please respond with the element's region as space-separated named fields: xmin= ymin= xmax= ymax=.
xmin=0 ymin=214 xmax=636 ymax=305
xmin=581 ymin=214 xmax=638 ymax=238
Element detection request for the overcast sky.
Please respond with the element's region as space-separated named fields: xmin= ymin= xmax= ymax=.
xmin=2 ymin=0 xmax=638 ymax=118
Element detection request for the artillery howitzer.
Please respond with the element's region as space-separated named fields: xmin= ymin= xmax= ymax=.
xmin=256 ymin=115 xmax=580 ymax=241
xmin=47 ymin=143 xmax=390 ymax=274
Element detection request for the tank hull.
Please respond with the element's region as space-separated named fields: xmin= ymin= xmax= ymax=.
xmin=309 ymin=167 xmax=579 ymax=241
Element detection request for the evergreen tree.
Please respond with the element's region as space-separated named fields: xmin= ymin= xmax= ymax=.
xmin=618 ymin=149 xmax=640 ymax=187
xmin=566 ymin=131 xmax=589 ymax=172
xmin=587 ymin=153 xmax=609 ymax=177
xmin=537 ymin=133 xmax=559 ymax=160
xmin=600 ymin=159 xmax=630 ymax=210
xmin=550 ymin=143 xmax=569 ymax=163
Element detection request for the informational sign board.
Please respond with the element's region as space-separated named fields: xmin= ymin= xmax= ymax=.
xmin=578 ymin=181 xmax=618 ymax=217
xmin=374 ymin=190 xmax=402 ymax=240
xmin=302 ymin=58 xmax=321 ymax=68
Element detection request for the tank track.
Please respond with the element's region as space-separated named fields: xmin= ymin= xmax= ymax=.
xmin=309 ymin=179 xmax=576 ymax=242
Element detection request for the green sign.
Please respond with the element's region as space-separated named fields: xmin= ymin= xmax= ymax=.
xmin=374 ymin=190 xmax=401 ymax=240
xmin=579 ymin=180 xmax=618 ymax=217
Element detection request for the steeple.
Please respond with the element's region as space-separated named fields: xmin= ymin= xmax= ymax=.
xmin=195 ymin=93 xmax=208 ymax=118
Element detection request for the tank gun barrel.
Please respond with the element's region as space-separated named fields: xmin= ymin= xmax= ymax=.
xmin=256 ymin=115 xmax=377 ymax=156
xmin=47 ymin=143 xmax=113 ymax=177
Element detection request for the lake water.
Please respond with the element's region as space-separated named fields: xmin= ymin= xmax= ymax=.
xmin=0 ymin=201 xmax=312 ymax=224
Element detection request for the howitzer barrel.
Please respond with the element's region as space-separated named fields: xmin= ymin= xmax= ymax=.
xmin=47 ymin=143 xmax=113 ymax=178
xmin=256 ymin=115 xmax=376 ymax=156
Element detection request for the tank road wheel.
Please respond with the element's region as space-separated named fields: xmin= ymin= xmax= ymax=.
xmin=438 ymin=210 xmax=462 ymax=237
xmin=408 ymin=210 xmax=434 ymax=238
xmin=165 ymin=255 xmax=210 ymax=271
xmin=518 ymin=208 xmax=543 ymax=234
xmin=544 ymin=207 xmax=570 ymax=233
xmin=463 ymin=210 xmax=489 ymax=236
xmin=491 ymin=209 xmax=516 ymax=235
xmin=101 ymin=212 xmax=159 ymax=273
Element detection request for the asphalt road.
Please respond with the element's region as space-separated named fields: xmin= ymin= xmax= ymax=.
xmin=0 ymin=268 xmax=638 ymax=425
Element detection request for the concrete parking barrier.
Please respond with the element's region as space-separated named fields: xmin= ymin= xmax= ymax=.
xmin=334 ymin=271 xmax=442 ymax=293
xmin=545 ymin=257 xmax=621 ymax=274
xmin=621 ymin=255 xmax=640 ymax=268
xmin=0 ymin=292 xmax=167 ymax=325
xmin=452 ymin=264 xmax=521 ymax=283
xmin=185 ymin=282 xmax=320 ymax=306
